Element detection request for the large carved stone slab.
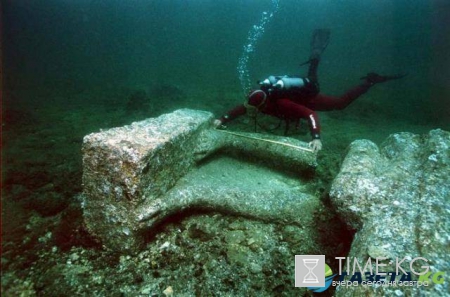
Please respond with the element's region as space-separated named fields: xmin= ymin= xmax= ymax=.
xmin=330 ymin=129 xmax=449 ymax=296
xmin=82 ymin=109 xmax=317 ymax=252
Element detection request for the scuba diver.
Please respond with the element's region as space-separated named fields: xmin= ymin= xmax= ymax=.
xmin=214 ymin=29 xmax=405 ymax=153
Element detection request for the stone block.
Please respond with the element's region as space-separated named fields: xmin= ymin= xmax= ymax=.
xmin=82 ymin=109 xmax=317 ymax=252
xmin=330 ymin=129 xmax=449 ymax=296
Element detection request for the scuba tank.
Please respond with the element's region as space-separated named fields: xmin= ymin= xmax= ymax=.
xmin=259 ymin=75 xmax=311 ymax=95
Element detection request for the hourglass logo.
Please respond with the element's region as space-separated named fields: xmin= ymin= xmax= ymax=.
xmin=295 ymin=255 xmax=325 ymax=287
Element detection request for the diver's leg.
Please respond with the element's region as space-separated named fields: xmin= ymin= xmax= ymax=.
xmin=307 ymin=83 xmax=372 ymax=111
xmin=301 ymin=58 xmax=320 ymax=97
xmin=308 ymin=72 xmax=406 ymax=111
xmin=307 ymin=58 xmax=320 ymax=84
xmin=304 ymin=29 xmax=330 ymax=94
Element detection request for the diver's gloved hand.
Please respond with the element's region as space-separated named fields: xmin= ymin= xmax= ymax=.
xmin=361 ymin=72 xmax=406 ymax=85
xmin=213 ymin=119 xmax=227 ymax=130
xmin=309 ymin=139 xmax=322 ymax=153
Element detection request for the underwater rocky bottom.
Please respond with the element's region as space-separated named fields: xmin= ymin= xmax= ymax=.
xmin=2 ymin=109 xmax=353 ymax=297
xmin=2 ymin=107 xmax=448 ymax=297
xmin=2 ymin=215 xmax=352 ymax=296
xmin=2 ymin=155 xmax=353 ymax=297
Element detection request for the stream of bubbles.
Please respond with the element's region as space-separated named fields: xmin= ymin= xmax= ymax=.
xmin=237 ymin=0 xmax=280 ymax=96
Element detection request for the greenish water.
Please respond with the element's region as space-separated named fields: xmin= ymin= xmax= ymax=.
xmin=2 ymin=0 xmax=449 ymax=295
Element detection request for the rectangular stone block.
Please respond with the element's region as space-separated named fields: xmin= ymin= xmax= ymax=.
xmin=82 ymin=109 xmax=213 ymax=250
xmin=82 ymin=109 xmax=214 ymax=204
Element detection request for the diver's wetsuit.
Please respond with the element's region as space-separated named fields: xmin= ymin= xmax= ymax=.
xmin=219 ymin=76 xmax=372 ymax=140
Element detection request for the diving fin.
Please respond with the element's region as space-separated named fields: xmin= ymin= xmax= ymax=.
xmin=360 ymin=72 xmax=407 ymax=85
xmin=300 ymin=29 xmax=331 ymax=66
xmin=310 ymin=28 xmax=330 ymax=60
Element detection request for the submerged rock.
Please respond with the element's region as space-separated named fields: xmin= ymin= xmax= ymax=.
xmin=82 ymin=109 xmax=317 ymax=252
xmin=330 ymin=129 xmax=449 ymax=296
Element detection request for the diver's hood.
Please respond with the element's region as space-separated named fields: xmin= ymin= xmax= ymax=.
xmin=248 ymin=90 xmax=267 ymax=107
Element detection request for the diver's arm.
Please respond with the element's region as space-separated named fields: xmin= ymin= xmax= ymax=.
xmin=277 ymin=99 xmax=321 ymax=139
xmin=215 ymin=104 xmax=247 ymax=126
xmin=276 ymin=99 xmax=322 ymax=152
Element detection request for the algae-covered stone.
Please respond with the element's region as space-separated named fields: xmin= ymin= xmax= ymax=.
xmin=330 ymin=129 xmax=450 ymax=297
xmin=226 ymin=244 xmax=254 ymax=266
xmin=82 ymin=109 xmax=317 ymax=252
xmin=225 ymin=230 xmax=246 ymax=245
